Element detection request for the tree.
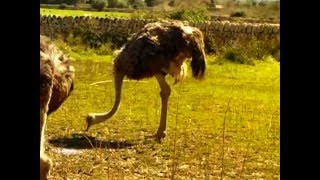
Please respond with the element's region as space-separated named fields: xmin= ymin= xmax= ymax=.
xmin=91 ymin=0 xmax=107 ymax=11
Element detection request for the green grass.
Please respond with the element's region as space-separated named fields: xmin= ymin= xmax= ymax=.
xmin=40 ymin=8 xmax=131 ymax=18
xmin=46 ymin=44 xmax=279 ymax=179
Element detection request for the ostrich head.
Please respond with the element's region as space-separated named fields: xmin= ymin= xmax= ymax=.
xmin=181 ymin=26 xmax=206 ymax=79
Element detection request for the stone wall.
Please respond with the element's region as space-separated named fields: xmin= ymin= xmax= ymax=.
xmin=40 ymin=15 xmax=280 ymax=46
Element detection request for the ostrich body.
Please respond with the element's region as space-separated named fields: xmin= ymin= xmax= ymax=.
xmin=40 ymin=35 xmax=75 ymax=180
xmin=86 ymin=21 xmax=206 ymax=142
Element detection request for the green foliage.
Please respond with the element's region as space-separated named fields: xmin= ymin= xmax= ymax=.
xmin=203 ymin=36 xmax=217 ymax=54
xmin=131 ymin=6 xmax=210 ymax=22
xmin=65 ymin=24 xmax=129 ymax=51
xmin=41 ymin=0 xmax=80 ymax=5
xmin=65 ymin=34 xmax=83 ymax=46
xmin=63 ymin=33 xmax=114 ymax=56
xmin=258 ymin=0 xmax=267 ymax=7
xmin=107 ymin=0 xmax=129 ymax=8
xmin=145 ymin=0 xmax=157 ymax=7
xmin=128 ymin=0 xmax=146 ymax=9
xmin=117 ymin=0 xmax=129 ymax=8
xmin=223 ymin=44 xmax=255 ymax=65
xmin=273 ymin=49 xmax=280 ymax=62
xmin=91 ymin=0 xmax=107 ymax=11
xmin=168 ymin=6 xmax=210 ymax=22
xmin=95 ymin=43 xmax=114 ymax=55
xmin=168 ymin=0 xmax=175 ymax=7
xmin=211 ymin=36 xmax=280 ymax=65
xmin=130 ymin=10 xmax=166 ymax=20
xmin=59 ymin=3 xmax=68 ymax=9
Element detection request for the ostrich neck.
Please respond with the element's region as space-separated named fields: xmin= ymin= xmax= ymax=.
xmin=92 ymin=73 xmax=124 ymax=125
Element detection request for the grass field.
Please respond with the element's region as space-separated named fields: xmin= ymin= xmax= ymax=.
xmin=40 ymin=8 xmax=131 ymax=18
xmin=45 ymin=45 xmax=280 ymax=179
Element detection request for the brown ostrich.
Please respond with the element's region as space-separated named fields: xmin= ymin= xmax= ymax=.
xmin=86 ymin=20 xmax=206 ymax=142
xmin=40 ymin=35 xmax=75 ymax=180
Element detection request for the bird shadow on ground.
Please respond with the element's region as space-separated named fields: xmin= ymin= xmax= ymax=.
xmin=48 ymin=133 xmax=136 ymax=150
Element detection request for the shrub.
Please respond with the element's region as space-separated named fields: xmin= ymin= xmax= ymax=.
xmin=168 ymin=6 xmax=210 ymax=22
xmin=91 ymin=0 xmax=107 ymax=11
xmin=107 ymin=0 xmax=128 ymax=8
xmin=223 ymin=46 xmax=254 ymax=65
xmin=131 ymin=10 xmax=166 ymax=20
xmin=258 ymin=0 xmax=268 ymax=7
xmin=211 ymin=35 xmax=280 ymax=65
xmin=69 ymin=22 xmax=129 ymax=51
xmin=203 ymin=36 xmax=217 ymax=55
xmin=230 ymin=10 xmax=246 ymax=17
xmin=116 ymin=0 xmax=129 ymax=8
xmin=107 ymin=0 xmax=118 ymax=8
xmin=168 ymin=0 xmax=175 ymax=7
xmin=128 ymin=0 xmax=146 ymax=9
xmin=145 ymin=0 xmax=157 ymax=7
xmin=273 ymin=50 xmax=280 ymax=62
xmin=65 ymin=34 xmax=83 ymax=46
xmin=59 ymin=3 xmax=68 ymax=9
xmin=96 ymin=43 xmax=114 ymax=55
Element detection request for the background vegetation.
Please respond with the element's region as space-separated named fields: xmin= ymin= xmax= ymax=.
xmin=41 ymin=0 xmax=280 ymax=22
xmin=41 ymin=0 xmax=280 ymax=179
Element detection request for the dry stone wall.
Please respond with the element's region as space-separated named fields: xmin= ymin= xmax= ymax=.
xmin=40 ymin=15 xmax=279 ymax=45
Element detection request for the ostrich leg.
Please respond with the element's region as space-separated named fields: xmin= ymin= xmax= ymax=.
xmin=40 ymin=80 xmax=53 ymax=180
xmin=154 ymin=74 xmax=171 ymax=142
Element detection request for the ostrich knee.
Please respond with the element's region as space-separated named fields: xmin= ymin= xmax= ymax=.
xmin=40 ymin=153 xmax=52 ymax=180
xmin=160 ymin=87 xmax=171 ymax=98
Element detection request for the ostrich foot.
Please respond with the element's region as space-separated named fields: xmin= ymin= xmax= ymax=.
xmin=153 ymin=131 xmax=166 ymax=143
xmin=85 ymin=114 xmax=94 ymax=131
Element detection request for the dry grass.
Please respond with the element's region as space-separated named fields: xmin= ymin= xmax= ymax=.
xmin=44 ymin=46 xmax=280 ymax=179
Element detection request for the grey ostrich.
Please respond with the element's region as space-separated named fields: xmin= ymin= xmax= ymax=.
xmin=40 ymin=35 xmax=75 ymax=180
xmin=86 ymin=20 xmax=206 ymax=142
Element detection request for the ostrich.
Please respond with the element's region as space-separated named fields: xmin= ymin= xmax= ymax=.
xmin=40 ymin=35 xmax=75 ymax=180
xmin=86 ymin=20 xmax=206 ymax=142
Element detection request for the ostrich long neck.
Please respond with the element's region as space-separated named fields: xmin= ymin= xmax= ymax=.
xmin=91 ymin=73 xmax=124 ymax=125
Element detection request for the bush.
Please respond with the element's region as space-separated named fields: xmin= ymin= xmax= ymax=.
xmin=226 ymin=52 xmax=254 ymax=65
xmin=107 ymin=0 xmax=118 ymax=8
xmin=258 ymin=0 xmax=268 ymax=7
xmin=107 ymin=0 xmax=128 ymax=8
xmin=65 ymin=34 xmax=83 ymax=46
xmin=145 ymin=0 xmax=157 ymax=7
xmin=212 ymin=35 xmax=280 ymax=65
xmin=168 ymin=6 xmax=210 ymax=22
xmin=96 ymin=43 xmax=114 ymax=55
xmin=223 ymin=46 xmax=254 ymax=65
xmin=128 ymin=0 xmax=146 ymax=9
xmin=204 ymin=36 xmax=217 ymax=54
xmin=59 ymin=3 xmax=68 ymax=9
xmin=91 ymin=0 xmax=107 ymax=11
xmin=116 ymin=0 xmax=129 ymax=8
xmin=41 ymin=0 xmax=80 ymax=4
xmin=130 ymin=10 xmax=164 ymax=20
xmin=69 ymin=23 xmax=129 ymax=51
xmin=230 ymin=10 xmax=246 ymax=17
xmin=168 ymin=0 xmax=175 ymax=7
